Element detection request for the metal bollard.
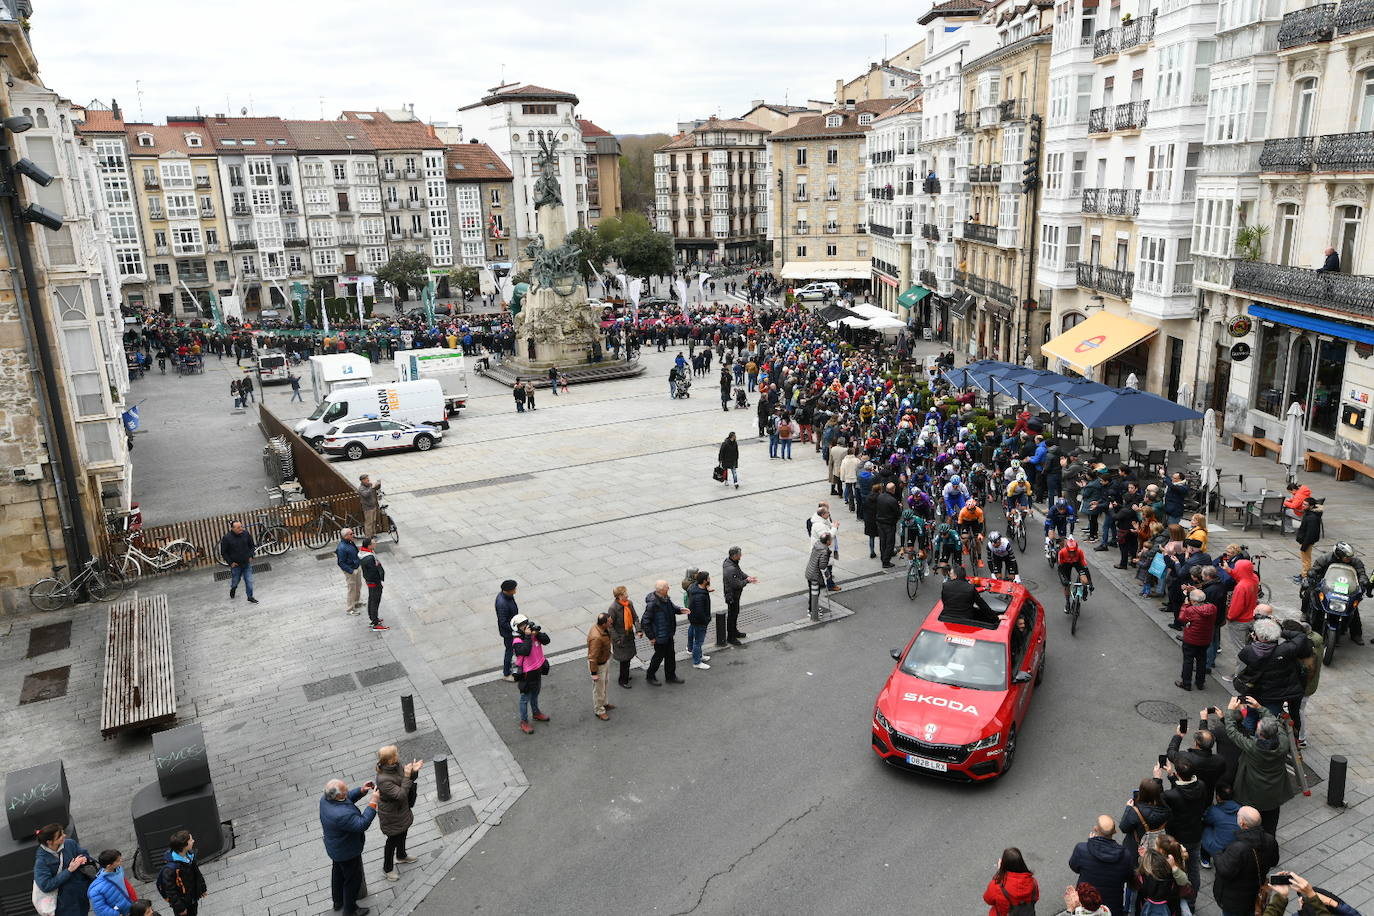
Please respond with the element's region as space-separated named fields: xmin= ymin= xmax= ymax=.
xmin=714 ymin=611 xmax=728 ymax=647
xmin=434 ymin=755 xmax=451 ymax=802
xmin=1328 ymin=755 xmax=1348 ymax=808
xmin=808 ymin=583 xmax=821 ymax=622
xmin=401 ymin=694 xmax=417 ymax=733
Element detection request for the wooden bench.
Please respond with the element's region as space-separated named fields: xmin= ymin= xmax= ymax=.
xmin=1306 ymin=450 xmax=1352 ymax=481
xmin=101 ymin=593 xmax=177 ymax=738
xmin=1231 ymin=433 xmax=1282 ymax=459
xmin=1341 ymin=459 xmax=1374 ymax=483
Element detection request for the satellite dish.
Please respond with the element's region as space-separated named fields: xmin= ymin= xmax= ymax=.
xmin=240 ymin=107 xmax=248 ymax=116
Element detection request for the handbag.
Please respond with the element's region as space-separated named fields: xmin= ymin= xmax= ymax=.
xmin=1149 ymin=551 xmax=1167 ymax=579
xmin=1251 ymin=850 xmax=1273 ymax=916
xmin=31 ymin=882 xmax=57 ymax=916
xmin=712 ymin=465 xmax=726 ymax=482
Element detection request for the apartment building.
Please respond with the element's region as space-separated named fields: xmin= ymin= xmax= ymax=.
xmin=341 ymin=111 xmax=451 ymax=266
xmin=1036 ymin=0 xmax=1214 ymax=392
xmin=952 ymin=5 xmax=1052 ymax=363
xmin=77 ymin=102 xmax=146 ymax=312
xmin=739 ymin=101 xmax=821 ymax=133
xmin=444 ymin=141 xmax=514 ymax=266
xmin=461 ymin=84 xmax=593 ymax=243
xmin=577 ymin=118 xmax=623 ymax=227
xmin=911 ymin=0 xmax=999 ymax=339
xmin=0 ymin=24 xmax=133 ymax=603
xmin=867 ymin=96 xmax=925 ymax=318
xmin=1210 ymin=0 xmax=1374 ymax=459
xmin=654 ymin=117 xmax=769 ymax=265
xmin=284 ymin=119 xmax=384 ymax=286
xmin=769 ymin=100 xmax=898 ymax=286
xmin=124 ymin=119 xmax=233 ymax=316
xmin=835 ymin=40 xmax=926 ymax=104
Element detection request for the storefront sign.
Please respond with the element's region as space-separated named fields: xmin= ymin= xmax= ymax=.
xmin=1349 ymin=387 xmax=1370 ymax=406
xmin=1227 ymin=315 xmax=1254 ymax=338
xmin=1230 ymin=342 xmax=1251 ymax=361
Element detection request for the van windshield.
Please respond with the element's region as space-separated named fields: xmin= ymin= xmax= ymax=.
xmin=323 ymin=402 xmax=348 ymax=423
xmin=259 ymin=355 xmax=285 ymax=369
xmin=307 ymin=401 xmax=329 ymax=420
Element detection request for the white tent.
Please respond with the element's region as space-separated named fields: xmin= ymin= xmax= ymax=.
xmin=847 ymin=303 xmax=907 ymax=330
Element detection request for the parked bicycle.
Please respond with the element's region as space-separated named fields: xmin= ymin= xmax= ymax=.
xmin=301 ymin=504 xmax=399 ymax=549
xmin=29 ymin=557 xmax=126 ymax=611
xmin=214 ymin=514 xmax=291 ymax=565
xmin=114 ymin=535 xmax=202 ymax=578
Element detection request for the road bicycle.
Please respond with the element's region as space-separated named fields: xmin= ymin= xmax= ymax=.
xmin=29 ymin=557 xmax=126 ymax=611
xmin=115 ymin=535 xmax=202 ymax=578
xmin=1067 ymin=579 xmax=1090 ymax=636
xmin=215 ymin=513 xmax=291 ymax=565
xmin=1007 ymin=506 xmax=1029 ymax=553
xmin=906 ymin=549 xmax=927 ymax=600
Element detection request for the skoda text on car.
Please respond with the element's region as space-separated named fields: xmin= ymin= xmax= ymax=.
xmin=871 ymin=578 xmax=1047 ymax=781
xmin=321 ymin=418 xmax=443 ymax=461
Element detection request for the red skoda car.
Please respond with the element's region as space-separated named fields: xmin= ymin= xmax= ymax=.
xmin=871 ymin=578 xmax=1047 ymax=781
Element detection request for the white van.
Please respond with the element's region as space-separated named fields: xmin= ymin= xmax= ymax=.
xmin=255 ymin=350 xmax=290 ymax=385
xmin=294 ymin=379 xmax=446 ymax=446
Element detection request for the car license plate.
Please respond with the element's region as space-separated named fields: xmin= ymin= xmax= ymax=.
xmin=906 ymin=755 xmax=947 ymax=772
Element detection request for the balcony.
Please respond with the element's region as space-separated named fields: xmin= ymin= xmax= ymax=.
xmin=410 ymin=229 xmax=426 ymax=239
xmin=1259 ymin=136 xmax=1315 ymax=171
xmin=921 ymin=223 xmax=940 ymax=241
xmin=143 ymin=176 xmax=160 ymax=189
xmin=153 ymin=245 xmax=169 ymax=256
xmin=1120 ymin=13 xmax=1156 ymax=50
xmin=920 ymin=269 xmax=937 ymax=287
xmin=1232 ymin=260 xmax=1374 ymax=317
xmin=338 ymin=235 xmax=359 ymax=247
xmin=194 ymin=176 xmax=211 ymax=188
xmin=404 ymin=169 xmax=419 ymax=180
xmin=869 ymin=223 xmax=895 ymax=238
xmin=1336 ymin=0 xmax=1374 ymax=36
xmin=1082 ymin=187 xmax=1141 ymax=216
xmin=406 ymin=199 xmax=423 ymax=209
xmin=823 ymin=224 xmax=841 ymax=234
xmin=284 ymin=238 xmax=309 ymax=248
xmin=1075 ymin=261 xmax=1134 ymax=299
xmin=1093 ymin=27 xmax=1119 ymax=58
xmin=231 ymin=239 xmax=256 ymax=251
xmin=1278 ymin=3 xmax=1335 ymax=48
xmin=794 ymin=191 xmax=810 ymax=202
xmin=965 ymin=273 xmax=988 ymax=295
xmin=282 ymin=203 xmax=299 ymax=214
xmin=999 ymin=98 xmax=1025 ymax=122
xmin=1114 ymin=100 xmax=1149 ymax=131
xmin=383 ymin=171 xmax=398 ymax=180
xmin=389 ymin=231 xmax=405 ymax=241
xmin=232 ymin=203 xmax=250 ymax=216
xmin=199 ymin=207 xmax=216 ymax=219
xmin=988 ymin=280 xmax=1016 ymax=305
xmin=963 ymin=222 xmax=998 ymax=244
xmin=385 ymin=200 xmax=401 ymax=210
xmin=923 ymin=177 xmax=942 ymax=195
xmin=207 ymin=242 xmax=221 ymax=252
xmin=970 ymin=164 xmax=1003 ymax=183
xmin=333 ymin=177 xmax=349 ymax=187
xmin=148 ymin=208 xmax=165 ymax=221
xmin=1313 ymin=131 xmax=1374 ymax=171
xmin=955 ymin=112 xmax=970 ymax=132
xmin=795 ymin=223 xmax=811 ymax=235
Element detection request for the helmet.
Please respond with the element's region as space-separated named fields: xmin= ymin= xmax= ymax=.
xmin=950 ymin=475 xmax=961 ymax=486
xmin=1055 ymin=497 xmax=1067 ymax=508
xmin=955 ymin=442 xmax=967 ymax=452
xmin=1065 ymin=538 xmax=1078 ymax=551
xmin=989 ymin=531 xmax=1003 ymax=542
xmin=1334 ymin=542 xmax=1354 ymax=560
xmin=1016 ymin=470 xmax=1028 ymax=482
xmin=1010 ymin=458 xmax=1021 ymax=466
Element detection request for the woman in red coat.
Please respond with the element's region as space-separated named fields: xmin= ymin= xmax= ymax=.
xmin=983 ymin=847 xmax=1040 ymax=916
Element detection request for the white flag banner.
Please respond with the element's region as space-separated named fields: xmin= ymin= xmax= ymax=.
xmin=498 ymin=277 xmax=514 ymax=305
xmin=628 ymin=277 xmax=643 ymax=323
xmin=479 ymin=267 xmax=498 ymax=296
xmin=696 ymin=272 xmax=710 ymax=301
xmin=675 ymin=278 xmax=689 ymax=317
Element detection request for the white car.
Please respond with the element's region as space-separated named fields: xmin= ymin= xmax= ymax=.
xmin=796 ymin=282 xmax=841 ymax=301
xmin=321 ymin=418 xmax=443 ymax=461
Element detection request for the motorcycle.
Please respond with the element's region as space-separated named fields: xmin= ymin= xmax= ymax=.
xmin=1307 ymin=562 xmax=1362 ymax=665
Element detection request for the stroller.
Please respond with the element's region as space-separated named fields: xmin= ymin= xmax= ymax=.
xmin=675 ymin=375 xmax=693 ymax=399
xmin=733 ymin=385 xmax=749 ymax=409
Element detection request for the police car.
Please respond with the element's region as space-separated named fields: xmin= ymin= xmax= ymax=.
xmin=871 ymin=578 xmax=1047 ymax=781
xmin=320 ymin=418 xmax=443 ymax=461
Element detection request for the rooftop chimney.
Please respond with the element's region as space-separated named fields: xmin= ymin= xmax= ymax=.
xmin=751 ymin=99 xmax=764 ymax=108
xmin=111 ymin=99 xmax=122 ymax=119
xmin=846 ymin=99 xmax=856 ymax=110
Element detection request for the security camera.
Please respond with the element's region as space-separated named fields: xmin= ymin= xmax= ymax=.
xmin=21 ymin=203 xmax=63 ymax=231
xmin=13 ymin=157 xmax=53 ymax=186
xmin=2 ymin=114 xmax=33 ymax=133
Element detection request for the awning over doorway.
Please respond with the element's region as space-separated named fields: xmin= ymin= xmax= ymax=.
xmin=897 ymin=285 xmax=932 ymax=308
xmin=780 ymin=261 xmax=871 ymax=280
xmin=1247 ymin=304 xmax=1374 ymax=346
xmin=1041 ymin=311 xmax=1158 ymax=372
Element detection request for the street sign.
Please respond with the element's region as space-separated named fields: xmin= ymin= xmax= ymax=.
xmin=1230 ymin=342 xmax=1251 ymax=361
xmin=1227 ymin=315 xmax=1253 ymax=338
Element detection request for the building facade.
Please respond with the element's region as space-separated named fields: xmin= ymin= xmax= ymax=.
xmin=952 ymin=8 xmax=1052 ymax=363
xmin=342 ymin=111 xmax=452 ymax=268
xmin=78 ymin=103 xmax=146 ymax=311
xmin=739 ymin=102 xmax=821 ymax=133
xmin=836 ymin=41 xmax=926 ymax=104
xmin=654 ymin=117 xmax=768 ymax=265
xmin=769 ymin=101 xmax=897 ymax=286
xmin=868 ymin=96 xmax=925 ymax=317
xmin=577 ymin=118 xmax=622 ymax=227
xmin=444 ymin=141 xmax=514 ymax=266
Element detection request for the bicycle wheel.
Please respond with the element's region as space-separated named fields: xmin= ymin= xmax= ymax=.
xmin=1015 ymin=522 xmax=1027 ymax=553
xmin=161 ymin=540 xmax=201 ymax=568
xmin=116 ymin=553 xmax=142 ymax=579
xmin=1257 ymin=581 xmax=1271 ymax=603
xmin=86 ymin=570 xmax=123 ymax=602
xmin=1070 ymin=596 xmax=1080 ymax=636
xmin=302 ymin=521 xmax=333 ymax=550
xmin=906 ymin=560 xmax=921 ymax=600
xmin=386 ymin=519 xmax=399 ymax=544
xmin=29 ymin=578 xmax=68 ymax=611
xmin=259 ymin=526 xmax=291 ymax=555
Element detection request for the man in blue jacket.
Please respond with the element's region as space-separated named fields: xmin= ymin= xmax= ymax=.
xmin=643 ymin=580 xmax=687 ymax=686
xmin=336 ymin=529 xmax=361 ymax=616
xmin=320 ymin=778 xmax=378 ymax=916
xmin=1068 ymin=815 xmax=1134 ymax=916
xmin=496 ymin=580 xmax=519 ymax=680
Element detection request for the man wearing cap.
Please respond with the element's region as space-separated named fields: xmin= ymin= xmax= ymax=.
xmin=496 ymin=580 xmax=519 ymax=681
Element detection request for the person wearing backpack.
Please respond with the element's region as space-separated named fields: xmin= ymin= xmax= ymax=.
xmin=156 ymin=831 xmax=207 ymax=915
xmin=1130 ymin=835 xmax=1192 ymax=916
xmin=1121 ymin=775 xmax=1172 ymax=910
xmin=982 ymin=847 xmax=1039 ymax=916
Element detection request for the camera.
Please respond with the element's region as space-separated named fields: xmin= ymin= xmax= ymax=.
xmin=522 ymin=620 xmax=540 ymax=632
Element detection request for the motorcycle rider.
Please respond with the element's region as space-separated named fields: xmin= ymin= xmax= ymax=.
xmin=1305 ymin=542 xmax=1368 ymax=645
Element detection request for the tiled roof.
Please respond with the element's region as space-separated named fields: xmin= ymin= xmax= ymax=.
xmin=872 ymin=95 xmax=924 ymax=122
xmin=444 ymin=143 xmax=513 ymax=181
xmin=655 ymin=116 xmax=768 ymax=152
xmin=123 ymin=123 xmax=214 ymax=156
xmin=340 ymin=111 xmax=445 ymax=150
xmin=768 ymin=100 xmax=903 ymax=140
xmin=283 ymin=120 xmax=377 ymax=152
xmin=461 ymin=83 xmax=580 ymax=111
xmin=203 ymin=116 xmax=296 ymax=150
xmin=76 ymin=108 xmax=124 ymax=134
xmin=918 ymin=0 xmax=992 ymax=22
xmin=577 ymin=118 xmax=611 ymax=138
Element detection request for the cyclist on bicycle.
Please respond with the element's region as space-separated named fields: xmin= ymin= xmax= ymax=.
xmin=942 ymin=474 xmax=970 ymax=521
xmin=986 ymin=531 xmax=1021 ymax=583
xmin=932 ymin=520 xmax=962 ymax=573
xmin=1004 ymin=472 xmax=1032 ymax=520
xmin=899 ymin=499 xmax=929 ymax=560
xmin=1056 ymin=536 xmax=1093 ymax=611
xmin=1043 ymin=497 xmax=1078 ymax=545
xmin=968 ymin=462 xmax=992 ymax=502
xmin=1002 ymin=457 xmax=1024 ymax=484
xmin=957 ymin=498 xmax=986 ymax=568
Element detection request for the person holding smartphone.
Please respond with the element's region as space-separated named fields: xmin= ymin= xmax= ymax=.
xmin=319 ymin=777 xmax=380 ymax=916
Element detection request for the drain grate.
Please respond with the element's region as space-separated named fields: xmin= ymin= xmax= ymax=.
xmin=26 ymin=621 xmax=72 ymax=658
xmin=212 ymin=561 xmax=272 ymax=581
xmin=1135 ymin=699 xmax=1189 ymax=725
xmin=302 ymin=673 xmax=357 ymax=702
xmin=410 ymin=473 xmax=534 ymax=498
xmin=357 ymin=662 xmax=406 ymax=687
xmin=395 ymin=730 xmax=451 ymax=763
xmin=20 ymin=666 xmax=71 ymax=704
xmin=435 ymin=805 xmax=477 ymax=836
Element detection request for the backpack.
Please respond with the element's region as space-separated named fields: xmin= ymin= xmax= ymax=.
xmin=997 ymin=880 xmax=1036 ymax=916
xmin=155 ymin=862 xmax=177 ymax=901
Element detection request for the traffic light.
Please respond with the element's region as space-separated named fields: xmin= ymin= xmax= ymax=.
xmin=1022 ymin=114 xmax=1043 ymax=194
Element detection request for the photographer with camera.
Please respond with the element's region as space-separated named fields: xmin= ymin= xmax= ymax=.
xmin=511 ymin=615 xmax=552 ymax=734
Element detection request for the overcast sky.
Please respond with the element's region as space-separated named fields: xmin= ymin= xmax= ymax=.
xmin=35 ymin=0 xmax=925 ymax=135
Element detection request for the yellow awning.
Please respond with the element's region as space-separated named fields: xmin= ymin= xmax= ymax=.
xmin=1041 ymin=311 xmax=1158 ymax=371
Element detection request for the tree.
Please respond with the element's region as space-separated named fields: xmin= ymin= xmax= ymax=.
xmin=452 ymin=265 xmax=480 ymax=299
xmin=617 ymin=134 xmax=671 ymax=216
xmin=376 ymin=250 xmax=431 ymax=302
xmin=598 ymin=212 xmax=673 ymax=278
xmin=566 ymin=228 xmax=608 ymax=284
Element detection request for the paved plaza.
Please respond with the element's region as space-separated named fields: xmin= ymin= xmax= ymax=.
xmin=5 ymin=329 xmax=1374 ymax=914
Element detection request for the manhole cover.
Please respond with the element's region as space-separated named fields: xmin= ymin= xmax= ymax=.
xmin=26 ymin=621 xmax=72 ymax=658
xmin=20 ymin=666 xmax=71 ymax=704
xmin=1135 ymin=699 xmax=1189 ymax=724
xmin=435 ymin=805 xmax=477 ymax=836
xmin=213 ymin=561 xmax=272 ymax=581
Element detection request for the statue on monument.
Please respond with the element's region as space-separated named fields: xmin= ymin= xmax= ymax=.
xmin=533 ymin=134 xmax=563 ymax=210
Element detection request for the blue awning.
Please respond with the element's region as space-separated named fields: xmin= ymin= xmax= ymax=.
xmin=1248 ymin=304 xmax=1374 ymax=345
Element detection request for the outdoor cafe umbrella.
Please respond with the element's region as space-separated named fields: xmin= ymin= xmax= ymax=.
xmin=1279 ymin=400 xmax=1307 ymax=484
xmin=1056 ymin=385 xmax=1203 ymax=430
xmin=1200 ymin=409 xmax=1218 ymax=525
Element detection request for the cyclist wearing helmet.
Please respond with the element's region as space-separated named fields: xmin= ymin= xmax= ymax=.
xmin=942 ymin=474 xmax=970 ymax=520
xmin=1002 ymin=458 xmax=1023 ymax=484
xmin=1306 ymin=541 xmax=1370 ymax=644
xmin=931 ymin=519 xmax=962 ymax=572
xmin=899 ymin=498 xmax=929 ymax=560
xmin=1056 ymin=537 xmax=1093 ymax=611
xmin=957 ymin=498 xmax=986 ymax=568
xmin=986 ymin=531 xmax=1020 ymax=582
xmin=1043 ymin=497 xmax=1078 ymax=538
xmin=1004 ymin=472 xmax=1032 ymax=518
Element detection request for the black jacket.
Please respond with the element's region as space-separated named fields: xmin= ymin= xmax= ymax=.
xmin=686 ymin=583 xmax=712 ymax=626
xmin=643 ymin=592 xmax=681 ymax=641
xmin=874 ymin=491 xmax=902 ymax=527
xmin=718 ymin=438 xmax=739 ymax=469
xmin=1119 ymin=801 xmax=1170 ymax=860
xmin=939 ymin=578 xmax=997 ymax=624
xmin=1068 ymin=836 xmax=1134 ymax=916
xmin=1237 ymin=637 xmax=1307 ymax=704
xmin=1295 ymin=508 xmax=1323 ymax=549
xmin=158 ymin=852 xmax=207 ymax=914
xmin=360 ymin=552 xmax=385 ymax=586
xmin=1212 ymin=827 xmax=1279 ymax=914
xmin=722 ymin=557 xmax=749 ymax=600
xmin=219 ymin=528 xmax=255 ymax=565
xmin=1161 ymin=777 xmax=1209 ymax=846
xmin=1166 ymin=734 xmax=1227 ymax=800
